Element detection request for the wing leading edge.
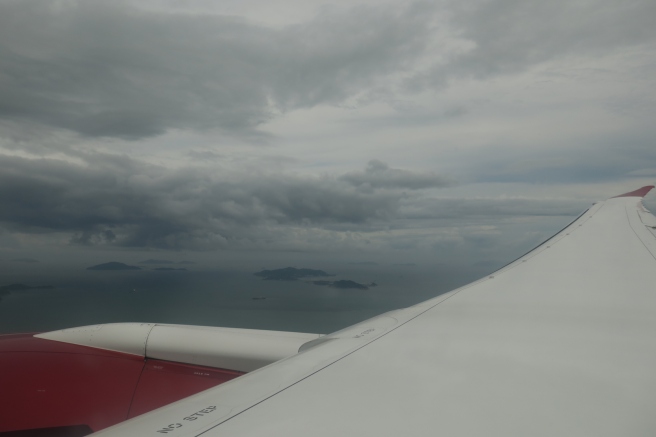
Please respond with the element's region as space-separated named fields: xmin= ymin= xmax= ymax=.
xmin=94 ymin=186 xmax=656 ymax=437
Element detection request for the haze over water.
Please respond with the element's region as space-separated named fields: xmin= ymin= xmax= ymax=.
xmin=5 ymin=195 xmax=654 ymax=335
xmin=0 ymin=262 xmax=492 ymax=335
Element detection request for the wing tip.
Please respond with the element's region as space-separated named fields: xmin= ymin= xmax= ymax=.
xmin=613 ymin=185 xmax=655 ymax=198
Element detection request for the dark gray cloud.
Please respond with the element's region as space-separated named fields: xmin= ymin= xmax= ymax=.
xmin=341 ymin=160 xmax=450 ymax=190
xmin=0 ymin=0 xmax=434 ymax=139
xmin=2 ymin=0 xmax=651 ymax=144
xmin=0 ymin=150 xmax=589 ymax=265
xmin=0 ymin=155 xmax=443 ymax=250
xmin=0 ymin=0 xmax=650 ymax=266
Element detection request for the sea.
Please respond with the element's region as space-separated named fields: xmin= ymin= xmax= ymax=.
xmin=0 ymin=263 xmax=493 ymax=335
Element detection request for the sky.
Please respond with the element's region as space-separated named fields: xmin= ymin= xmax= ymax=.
xmin=1 ymin=0 xmax=655 ymax=271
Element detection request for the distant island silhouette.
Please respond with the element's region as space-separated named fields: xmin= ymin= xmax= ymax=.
xmin=253 ymin=267 xmax=375 ymax=290
xmin=139 ymin=259 xmax=195 ymax=265
xmin=153 ymin=267 xmax=187 ymax=271
xmin=1 ymin=284 xmax=55 ymax=301
xmin=254 ymin=267 xmax=332 ymax=281
xmin=311 ymin=280 xmax=375 ymax=290
xmin=87 ymin=262 xmax=141 ymax=271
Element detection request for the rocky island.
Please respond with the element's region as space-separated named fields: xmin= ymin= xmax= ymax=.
xmin=86 ymin=262 xmax=141 ymax=271
xmin=254 ymin=267 xmax=332 ymax=281
xmin=311 ymin=279 xmax=373 ymax=290
xmin=254 ymin=267 xmax=376 ymax=290
xmin=0 ymin=284 xmax=55 ymax=301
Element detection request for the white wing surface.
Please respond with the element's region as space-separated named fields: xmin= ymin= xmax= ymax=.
xmin=93 ymin=187 xmax=656 ymax=436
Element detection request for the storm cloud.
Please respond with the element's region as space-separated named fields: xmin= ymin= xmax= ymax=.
xmin=0 ymin=0 xmax=654 ymax=267
xmin=0 ymin=155 xmax=439 ymax=250
xmin=0 ymin=0 xmax=435 ymax=139
xmin=4 ymin=0 xmax=653 ymax=141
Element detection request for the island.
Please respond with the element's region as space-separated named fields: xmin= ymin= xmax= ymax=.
xmin=153 ymin=267 xmax=187 ymax=271
xmin=254 ymin=267 xmax=332 ymax=281
xmin=253 ymin=267 xmax=376 ymax=290
xmin=311 ymin=280 xmax=371 ymax=290
xmin=0 ymin=284 xmax=55 ymax=291
xmin=0 ymin=284 xmax=55 ymax=301
xmin=86 ymin=262 xmax=141 ymax=271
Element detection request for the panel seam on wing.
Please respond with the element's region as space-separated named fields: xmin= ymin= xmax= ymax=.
xmin=190 ymin=291 xmax=470 ymax=435
xmin=625 ymin=202 xmax=656 ymax=262
xmin=143 ymin=323 xmax=156 ymax=357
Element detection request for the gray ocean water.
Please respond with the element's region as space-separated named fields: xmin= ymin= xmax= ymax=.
xmin=0 ymin=264 xmax=491 ymax=334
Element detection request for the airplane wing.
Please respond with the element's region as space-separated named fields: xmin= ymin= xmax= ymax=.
xmin=86 ymin=185 xmax=656 ymax=436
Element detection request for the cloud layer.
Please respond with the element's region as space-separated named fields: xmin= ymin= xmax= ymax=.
xmin=4 ymin=0 xmax=653 ymax=140
xmin=341 ymin=160 xmax=449 ymax=190
xmin=0 ymin=0 xmax=435 ymax=139
xmin=1 ymin=0 xmax=655 ymax=266
xmin=0 ymin=154 xmax=452 ymax=250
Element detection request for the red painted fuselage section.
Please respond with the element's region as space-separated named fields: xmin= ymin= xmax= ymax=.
xmin=0 ymin=333 xmax=244 ymax=434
